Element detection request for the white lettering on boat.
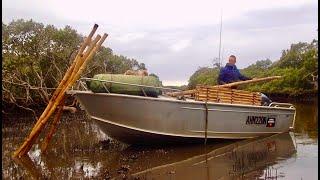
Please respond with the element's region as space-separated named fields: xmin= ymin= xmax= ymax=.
xmin=246 ymin=116 xmax=276 ymax=127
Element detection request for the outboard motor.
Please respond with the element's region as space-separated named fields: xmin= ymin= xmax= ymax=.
xmin=261 ymin=93 xmax=272 ymax=106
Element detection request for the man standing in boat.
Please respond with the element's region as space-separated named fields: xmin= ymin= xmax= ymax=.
xmin=218 ymin=55 xmax=272 ymax=105
xmin=217 ymin=55 xmax=252 ymax=85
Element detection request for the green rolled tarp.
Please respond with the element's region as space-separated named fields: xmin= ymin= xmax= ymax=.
xmin=86 ymin=74 xmax=162 ymax=97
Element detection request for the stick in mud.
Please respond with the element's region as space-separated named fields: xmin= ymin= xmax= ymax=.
xmin=40 ymin=96 xmax=66 ymax=152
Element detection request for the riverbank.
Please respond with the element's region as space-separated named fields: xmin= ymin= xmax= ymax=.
xmin=266 ymin=91 xmax=318 ymax=103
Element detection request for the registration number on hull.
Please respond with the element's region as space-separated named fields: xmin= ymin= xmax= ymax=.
xmin=246 ymin=116 xmax=276 ymax=127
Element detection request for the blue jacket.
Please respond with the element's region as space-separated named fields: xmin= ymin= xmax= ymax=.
xmin=218 ymin=63 xmax=251 ymax=85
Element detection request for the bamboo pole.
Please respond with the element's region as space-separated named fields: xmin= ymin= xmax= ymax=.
xmin=15 ymin=36 xmax=102 ymax=156
xmin=70 ymin=34 xmax=108 ymax=83
xmin=68 ymin=35 xmax=102 ymax=85
xmin=30 ymin=25 xmax=98 ymax=131
xmin=218 ymin=76 xmax=282 ymax=88
xmin=40 ymin=96 xmax=65 ymax=152
xmin=15 ymin=39 xmax=101 ymax=157
xmin=24 ymin=34 xmax=106 ymax=153
xmin=13 ymin=25 xmax=107 ymax=158
xmin=29 ymin=35 xmax=101 ymax=132
xmin=167 ymin=76 xmax=282 ymax=97
xmin=52 ymin=24 xmax=98 ymax=98
xmin=12 ymin=155 xmax=43 ymax=179
xmin=29 ymin=27 xmax=98 ymax=135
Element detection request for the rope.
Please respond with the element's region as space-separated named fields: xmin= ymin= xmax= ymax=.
xmin=204 ymin=87 xmax=209 ymax=145
xmin=301 ymin=69 xmax=318 ymax=80
xmin=110 ymin=74 xmax=113 ymax=92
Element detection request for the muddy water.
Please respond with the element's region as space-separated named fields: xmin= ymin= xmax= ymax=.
xmin=2 ymin=99 xmax=318 ymax=179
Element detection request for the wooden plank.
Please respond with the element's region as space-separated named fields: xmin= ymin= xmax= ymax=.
xmin=198 ymin=94 xmax=256 ymax=99
xmin=168 ymin=76 xmax=281 ymax=97
xmin=217 ymin=76 xmax=282 ymax=88
xmin=232 ymin=100 xmax=255 ymax=104
xmin=197 ymin=87 xmax=232 ymax=91
xmin=197 ymin=93 xmax=261 ymax=100
xmin=197 ymin=91 xmax=232 ymax=95
xmin=196 ymin=98 xmax=261 ymax=106
xmin=197 ymin=94 xmax=232 ymax=99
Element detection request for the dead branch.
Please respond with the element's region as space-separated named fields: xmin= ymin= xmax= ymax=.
xmin=63 ymin=106 xmax=77 ymax=113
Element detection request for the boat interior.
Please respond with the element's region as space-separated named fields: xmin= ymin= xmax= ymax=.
xmin=72 ymin=78 xmax=295 ymax=109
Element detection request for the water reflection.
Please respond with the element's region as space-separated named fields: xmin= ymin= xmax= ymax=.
xmin=293 ymin=101 xmax=318 ymax=140
xmin=2 ymin=98 xmax=317 ymax=179
xmin=3 ymin=115 xmax=296 ymax=179
xmin=131 ymin=132 xmax=296 ymax=180
xmin=8 ymin=132 xmax=296 ymax=179
xmin=12 ymin=155 xmax=44 ymax=179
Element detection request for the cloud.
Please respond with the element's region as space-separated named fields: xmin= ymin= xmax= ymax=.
xmin=170 ymin=39 xmax=192 ymax=52
xmin=113 ymin=32 xmax=146 ymax=43
xmin=225 ymin=2 xmax=318 ymax=30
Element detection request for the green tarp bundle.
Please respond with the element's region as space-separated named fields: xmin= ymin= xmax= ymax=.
xmin=86 ymin=74 xmax=162 ymax=97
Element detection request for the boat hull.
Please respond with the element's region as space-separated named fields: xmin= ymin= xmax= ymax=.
xmin=72 ymin=91 xmax=295 ymax=144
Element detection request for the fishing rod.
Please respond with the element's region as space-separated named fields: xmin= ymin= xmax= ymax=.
xmin=218 ymin=10 xmax=223 ymax=68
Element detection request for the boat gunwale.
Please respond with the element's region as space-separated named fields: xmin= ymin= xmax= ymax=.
xmin=68 ymin=90 xmax=296 ymax=111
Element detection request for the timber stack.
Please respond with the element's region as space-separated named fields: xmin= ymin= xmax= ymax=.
xmin=195 ymin=85 xmax=261 ymax=105
xmin=166 ymin=76 xmax=281 ymax=105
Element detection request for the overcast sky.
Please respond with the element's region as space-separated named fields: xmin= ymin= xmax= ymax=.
xmin=3 ymin=0 xmax=318 ymax=85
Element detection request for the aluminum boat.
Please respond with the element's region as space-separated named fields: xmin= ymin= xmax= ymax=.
xmin=68 ymin=78 xmax=296 ymax=144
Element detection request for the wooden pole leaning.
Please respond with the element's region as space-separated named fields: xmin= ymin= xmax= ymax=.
xmin=32 ymin=25 xmax=98 ymax=130
xmin=15 ymin=35 xmax=103 ymax=157
xmin=30 ymin=34 xmax=103 ymax=132
xmin=30 ymin=35 xmax=107 ymax=152
xmin=29 ymin=35 xmax=101 ymax=134
xmin=13 ymin=24 xmax=107 ymax=158
xmin=29 ymin=34 xmax=101 ymax=134
xmin=217 ymin=76 xmax=282 ymax=88
xmin=39 ymin=34 xmax=107 ymax=152
xmin=166 ymin=76 xmax=282 ymax=97
xmin=13 ymin=33 xmax=99 ymax=157
xmin=70 ymin=33 xmax=108 ymax=84
xmin=40 ymin=96 xmax=66 ymax=152
xmin=68 ymin=35 xmax=102 ymax=87
xmin=32 ymin=33 xmax=100 ymax=128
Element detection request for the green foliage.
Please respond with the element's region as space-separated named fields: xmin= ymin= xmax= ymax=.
xmin=188 ymin=67 xmax=220 ymax=89
xmin=188 ymin=39 xmax=318 ymax=95
xmin=149 ymin=73 xmax=163 ymax=86
xmin=241 ymin=59 xmax=272 ymax=78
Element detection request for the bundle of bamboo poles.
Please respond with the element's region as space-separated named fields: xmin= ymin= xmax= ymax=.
xmin=166 ymin=76 xmax=282 ymax=97
xmin=13 ymin=24 xmax=108 ymax=158
xmin=195 ymin=85 xmax=261 ymax=105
